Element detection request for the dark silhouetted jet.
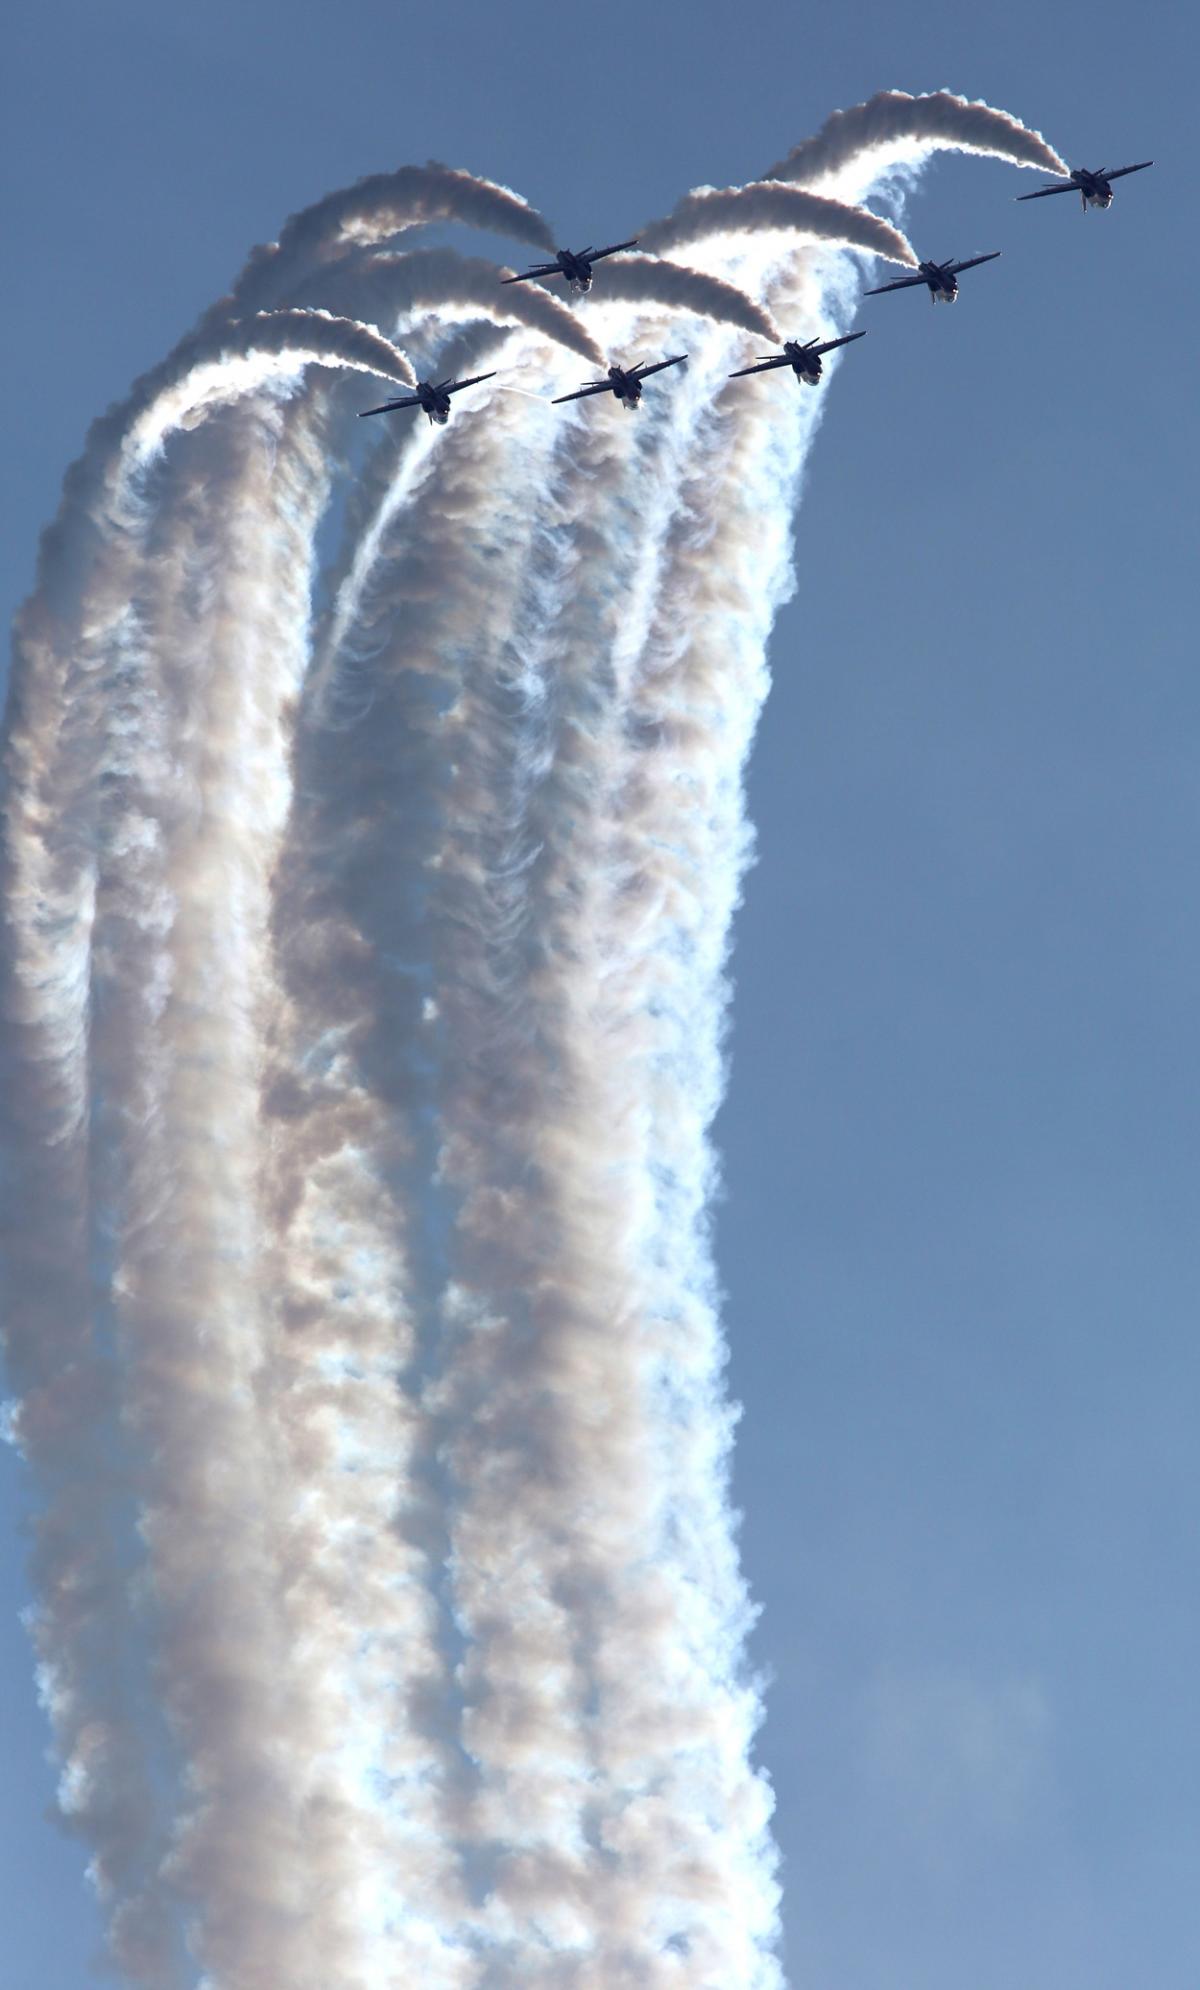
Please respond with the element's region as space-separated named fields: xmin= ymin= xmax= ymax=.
xmin=865 ymin=253 xmax=1001 ymax=305
xmin=1016 ymin=162 xmax=1153 ymax=211
xmin=501 ymin=242 xmax=639 ymax=294
xmin=358 ymin=373 xmax=497 ymax=426
xmin=552 ymin=356 xmax=687 ymax=411
xmin=729 ymin=331 xmax=866 ymax=389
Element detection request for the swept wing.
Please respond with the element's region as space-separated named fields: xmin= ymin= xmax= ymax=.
xmin=813 ymin=330 xmax=867 ymax=355
xmin=945 ymin=252 xmax=1001 ymax=275
xmin=631 ymin=355 xmax=687 ymax=379
xmin=1015 ymin=179 xmax=1077 ymax=201
xmin=359 ymin=393 xmax=423 ymax=417
xmin=864 ymin=271 xmax=930 ymax=295
xmin=1103 ymin=160 xmax=1153 ymax=180
xmin=551 ymin=380 xmax=619 ymax=404
xmin=444 ymin=372 xmax=498 ymax=395
xmin=588 ymin=239 xmax=640 ymax=262
xmin=728 ymin=354 xmax=793 ymax=378
xmin=500 ymin=264 xmax=561 ymax=284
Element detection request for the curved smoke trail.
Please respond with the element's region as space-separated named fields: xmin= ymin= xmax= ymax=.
xmin=766 ymin=87 xmax=1069 ymax=190
xmin=640 ymin=180 xmax=918 ymax=265
xmin=575 ymin=254 xmax=783 ymax=341
xmin=249 ymin=307 xmax=419 ymax=382
xmin=119 ymin=308 xmax=418 ymax=464
xmin=345 ymin=248 xmax=605 ymax=365
xmin=2 ymin=89 xmax=1064 ymax=1988
xmin=227 ymin=162 xmax=557 ymax=320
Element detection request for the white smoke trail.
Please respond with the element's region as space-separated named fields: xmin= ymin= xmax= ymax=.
xmin=338 ymin=248 xmax=604 ymax=366
xmin=640 ymin=181 xmax=918 ymax=265
xmin=2 ymin=89 xmax=1069 ymax=1987
xmin=1 ymin=292 xmax=482 ymax=1982
xmin=0 ymin=636 xmax=182 ymax=1983
xmin=270 ymin=159 xmax=557 ymax=258
xmin=577 ymin=253 xmax=783 ymax=340
xmin=261 ymin=343 xmax=587 ymax=1987
xmin=2 ymin=422 xmax=296 ymax=1986
xmin=106 ymin=406 xmax=383 ymax=1990
xmin=766 ymin=87 xmax=1069 ymax=190
xmin=416 ymin=341 xmax=789 ymax=1980
xmin=119 ymin=309 xmax=418 ymax=465
xmin=225 ymin=162 xmax=558 ymax=323
xmin=286 ymin=275 xmax=799 ymax=1975
xmin=251 ymin=307 xmax=418 ymax=382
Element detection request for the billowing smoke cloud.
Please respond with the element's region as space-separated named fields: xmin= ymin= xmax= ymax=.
xmin=579 ymin=252 xmax=783 ymax=340
xmin=2 ymin=87 xmax=1068 ymax=1989
xmin=767 ymin=88 xmax=1068 ymax=187
xmin=640 ymin=181 xmax=918 ymax=265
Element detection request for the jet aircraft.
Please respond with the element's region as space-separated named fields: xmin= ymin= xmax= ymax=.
xmin=865 ymin=253 xmax=1001 ymax=305
xmin=501 ymin=241 xmax=639 ymax=294
xmin=1016 ymin=162 xmax=1153 ymax=210
xmin=729 ymin=331 xmax=866 ymax=388
xmin=552 ymin=356 xmax=688 ymax=411
xmin=358 ymin=373 xmax=497 ymax=426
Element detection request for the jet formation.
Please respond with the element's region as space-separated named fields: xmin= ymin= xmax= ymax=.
xmin=358 ymin=155 xmax=1151 ymax=425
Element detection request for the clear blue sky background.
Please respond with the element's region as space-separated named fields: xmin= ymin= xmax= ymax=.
xmin=2 ymin=3 xmax=1195 ymax=1984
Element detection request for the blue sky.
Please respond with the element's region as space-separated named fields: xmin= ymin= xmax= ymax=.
xmin=3 ymin=2 xmax=1195 ymax=1983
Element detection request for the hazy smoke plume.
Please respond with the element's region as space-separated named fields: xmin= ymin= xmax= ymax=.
xmin=2 ymin=87 xmax=1067 ymax=1989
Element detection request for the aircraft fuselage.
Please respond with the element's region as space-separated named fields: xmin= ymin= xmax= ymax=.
xmin=558 ymin=251 xmax=594 ymax=292
xmin=921 ymin=264 xmax=959 ymax=302
xmin=608 ymin=366 xmax=642 ymax=408
xmin=1076 ymin=173 xmax=1114 ymax=208
xmin=781 ymin=341 xmax=822 ymax=382
xmin=414 ymin=384 xmax=453 ymax=424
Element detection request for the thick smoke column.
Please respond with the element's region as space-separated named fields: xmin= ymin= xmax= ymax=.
xmin=2 ymin=88 xmax=1066 ymax=1988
